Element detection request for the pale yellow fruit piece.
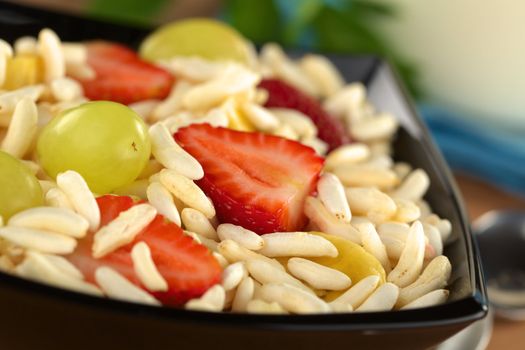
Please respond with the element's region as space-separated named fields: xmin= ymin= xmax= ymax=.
xmin=3 ymin=54 xmax=44 ymax=90
xmin=309 ymin=231 xmax=386 ymax=301
xmin=227 ymin=105 xmax=254 ymax=132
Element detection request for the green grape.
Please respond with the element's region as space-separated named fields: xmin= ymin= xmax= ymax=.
xmin=139 ymin=18 xmax=253 ymax=64
xmin=37 ymin=101 xmax=151 ymax=194
xmin=0 ymin=150 xmax=43 ymax=219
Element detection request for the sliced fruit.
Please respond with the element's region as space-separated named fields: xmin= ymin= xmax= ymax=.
xmin=227 ymin=108 xmax=254 ymax=131
xmin=223 ymin=99 xmax=254 ymax=132
xmin=79 ymin=41 xmax=174 ymax=104
xmin=174 ymin=124 xmax=324 ymax=234
xmin=258 ymin=78 xmax=351 ymax=151
xmin=139 ymin=18 xmax=253 ymax=64
xmin=37 ymin=101 xmax=151 ymax=194
xmin=0 ymin=150 xmax=43 ymax=219
xmin=2 ymin=54 xmax=43 ymax=90
xmin=67 ymin=194 xmax=222 ymax=306
xmin=310 ymin=232 xmax=386 ymax=301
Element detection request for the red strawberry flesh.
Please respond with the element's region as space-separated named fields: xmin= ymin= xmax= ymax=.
xmin=67 ymin=195 xmax=221 ymax=306
xmin=258 ymin=78 xmax=351 ymax=151
xmin=79 ymin=41 xmax=174 ymax=105
xmin=174 ymin=124 xmax=324 ymax=234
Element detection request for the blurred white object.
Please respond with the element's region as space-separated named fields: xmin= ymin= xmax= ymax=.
xmin=375 ymin=0 xmax=525 ymax=131
xmin=437 ymin=309 xmax=493 ymax=350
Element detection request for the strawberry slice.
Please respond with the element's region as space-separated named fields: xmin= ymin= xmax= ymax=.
xmin=78 ymin=41 xmax=174 ymax=104
xmin=66 ymin=194 xmax=221 ymax=306
xmin=174 ymin=124 xmax=324 ymax=234
xmin=258 ymin=78 xmax=351 ymax=151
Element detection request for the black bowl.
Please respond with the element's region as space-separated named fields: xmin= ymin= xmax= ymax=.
xmin=0 ymin=2 xmax=487 ymax=350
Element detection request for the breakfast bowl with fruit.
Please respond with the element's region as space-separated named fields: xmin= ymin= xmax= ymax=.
xmin=0 ymin=3 xmax=486 ymax=350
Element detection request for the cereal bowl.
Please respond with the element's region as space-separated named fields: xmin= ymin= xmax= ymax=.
xmin=0 ymin=2 xmax=487 ymax=350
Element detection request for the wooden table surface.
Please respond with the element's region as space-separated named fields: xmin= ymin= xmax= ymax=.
xmin=454 ymin=174 xmax=525 ymax=349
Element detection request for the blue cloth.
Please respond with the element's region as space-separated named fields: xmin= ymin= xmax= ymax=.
xmin=419 ymin=105 xmax=525 ymax=196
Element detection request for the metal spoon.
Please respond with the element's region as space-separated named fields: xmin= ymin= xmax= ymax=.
xmin=473 ymin=210 xmax=525 ymax=320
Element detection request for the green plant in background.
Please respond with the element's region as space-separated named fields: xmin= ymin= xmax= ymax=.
xmin=87 ymin=0 xmax=419 ymax=96
xmin=88 ymin=0 xmax=168 ymax=27
xmin=223 ymin=0 xmax=419 ymax=97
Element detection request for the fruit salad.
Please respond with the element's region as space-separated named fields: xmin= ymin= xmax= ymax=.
xmin=0 ymin=20 xmax=453 ymax=314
